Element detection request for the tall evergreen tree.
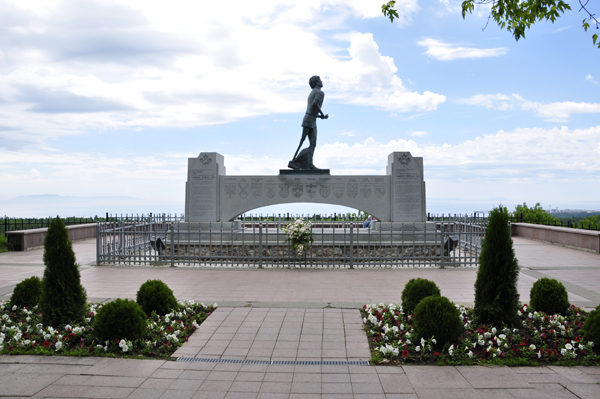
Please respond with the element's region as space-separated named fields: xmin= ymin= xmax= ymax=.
xmin=40 ymin=217 xmax=87 ymax=327
xmin=474 ymin=206 xmax=520 ymax=326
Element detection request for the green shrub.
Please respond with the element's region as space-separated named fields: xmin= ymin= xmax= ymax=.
xmin=401 ymin=278 xmax=441 ymax=316
xmin=136 ymin=280 xmax=178 ymax=316
xmin=413 ymin=296 xmax=463 ymax=345
xmin=530 ymin=278 xmax=570 ymax=315
xmin=583 ymin=305 xmax=600 ymax=344
xmin=0 ymin=233 xmax=7 ymax=253
xmin=474 ymin=206 xmax=520 ymax=326
xmin=93 ymin=299 xmax=147 ymax=342
xmin=40 ymin=217 xmax=87 ymax=327
xmin=9 ymin=276 xmax=43 ymax=309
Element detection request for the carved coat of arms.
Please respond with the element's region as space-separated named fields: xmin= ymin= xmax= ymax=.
xmin=238 ymin=183 xmax=249 ymax=199
xmin=346 ymin=183 xmax=358 ymax=198
xmin=265 ymin=183 xmax=276 ymax=199
xmin=333 ymin=183 xmax=344 ymax=199
xmin=225 ymin=183 xmax=236 ymax=199
xmin=279 ymin=183 xmax=290 ymax=198
xmin=292 ymin=183 xmax=304 ymax=198
xmin=360 ymin=182 xmax=372 ymax=199
xmin=251 ymin=183 xmax=263 ymax=198
xmin=319 ymin=183 xmax=331 ymax=198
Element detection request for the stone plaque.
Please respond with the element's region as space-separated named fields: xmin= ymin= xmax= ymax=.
xmin=306 ymin=183 xmax=317 ymax=198
xmin=389 ymin=152 xmax=424 ymax=222
xmin=186 ymin=152 xmax=224 ymax=222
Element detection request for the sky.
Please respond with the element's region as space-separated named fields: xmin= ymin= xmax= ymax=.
xmin=1 ymin=0 xmax=599 ymax=218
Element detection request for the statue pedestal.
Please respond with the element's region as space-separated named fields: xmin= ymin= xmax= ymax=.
xmin=279 ymin=169 xmax=330 ymax=175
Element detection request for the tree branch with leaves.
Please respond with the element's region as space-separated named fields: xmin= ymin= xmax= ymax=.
xmin=381 ymin=0 xmax=599 ymax=48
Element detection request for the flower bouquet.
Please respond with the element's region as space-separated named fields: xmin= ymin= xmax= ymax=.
xmin=283 ymin=218 xmax=314 ymax=258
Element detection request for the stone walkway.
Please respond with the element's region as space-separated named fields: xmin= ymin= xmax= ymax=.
xmin=1 ymin=236 xmax=599 ymax=398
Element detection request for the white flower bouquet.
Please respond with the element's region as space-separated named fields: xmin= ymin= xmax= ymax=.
xmin=283 ymin=218 xmax=314 ymax=258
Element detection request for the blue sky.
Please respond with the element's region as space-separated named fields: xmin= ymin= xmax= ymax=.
xmin=1 ymin=0 xmax=599 ymax=218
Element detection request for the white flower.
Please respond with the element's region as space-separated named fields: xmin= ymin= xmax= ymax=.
xmin=431 ymin=338 xmax=437 ymax=344
xmin=415 ymin=346 xmax=421 ymax=352
xmin=565 ymin=343 xmax=573 ymax=350
xmin=55 ymin=341 xmax=63 ymax=351
xmin=491 ymin=327 xmax=497 ymax=334
xmin=468 ymin=350 xmax=473 ymax=358
xmin=378 ymin=344 xmax=399 ymax=357
xmin=529 ymin=344 xmax=536 ymax=351
xmin=12 ymin=305 xmax=17 ymax=311
xmin=538 ymin=350 xmax=542 ymax=359
xmin=420 ymin=337 xmax=425 ymax=346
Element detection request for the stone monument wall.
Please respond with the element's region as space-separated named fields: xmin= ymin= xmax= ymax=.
xmin=185 ymin=152 xmax=425 ymax=222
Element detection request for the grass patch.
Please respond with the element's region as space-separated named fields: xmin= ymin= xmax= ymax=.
xmin=0 ymin=300 xmax=216 ymax=358
xmin=362 ymin=303 xmax=599 ymax=366
xmin=0 ymin=234 xmax=7 ymax=253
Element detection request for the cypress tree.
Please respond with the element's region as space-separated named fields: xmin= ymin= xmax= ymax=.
xmin=40 ymin=217 xmax=87 ymax=327
xmin=474 ymin=206 xmax=520 ymax=327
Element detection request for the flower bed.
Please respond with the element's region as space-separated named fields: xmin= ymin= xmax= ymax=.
xmin=0 ymin=301 xmax=216 ymax=358
xmin=363 ymin=302 xmax=599 ymax=366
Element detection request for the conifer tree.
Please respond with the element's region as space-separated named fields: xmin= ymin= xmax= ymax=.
xmin=40 ymin=217 xmax=87 ymax=327
xmin=474 ymin=206 xmax=520 ymax=326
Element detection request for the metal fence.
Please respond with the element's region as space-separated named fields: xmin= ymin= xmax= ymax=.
xmin=97 ymin=215 xmax=484 ymax=269
xmin=1 ymin=216 xmax=97 ymax=235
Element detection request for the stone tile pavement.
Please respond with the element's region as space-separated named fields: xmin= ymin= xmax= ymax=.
xmin=1 ymin=235 xmax=600 ymax=398
xmin=1 ymin=355 xmax=599 ymax=398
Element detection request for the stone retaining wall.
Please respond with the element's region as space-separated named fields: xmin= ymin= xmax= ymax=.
xmin=6 ymin=223 xmax=97 ymax=251
xmin=511 ymin=223 xmax=600 ymax=253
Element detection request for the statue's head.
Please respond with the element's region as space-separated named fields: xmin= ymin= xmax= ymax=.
xmin=309 ymin=76 xmax=321 ymax=88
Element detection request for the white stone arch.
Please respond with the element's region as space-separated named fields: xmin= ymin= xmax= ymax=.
xmin=185 ymin=152 xmax=426 ymax=222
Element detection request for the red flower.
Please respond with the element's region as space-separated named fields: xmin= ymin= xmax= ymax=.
xmin=22 ymin=332 xmax=29 ymax=339
xmin=434 ymin=352 xmax=441 ymax=356
xmin=68 ymin=333 xmax=76 ymax=338
xmin=163 ymin=340 xmax=169 ymax=345
xmin=43 ymin=341 xmax=50 ymax=347
xmin=166 ymin=326 xmax=173 ymax=332
xmin=402 ymin=350 xmax=409 ymax=358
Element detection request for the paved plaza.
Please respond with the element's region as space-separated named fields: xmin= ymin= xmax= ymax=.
xmin=1 ymin=236 xmax=599 ymax=398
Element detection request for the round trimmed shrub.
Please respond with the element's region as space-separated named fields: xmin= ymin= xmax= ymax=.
xmin=530 ymin=278 xmax=570 ymax=315
xmin=401 ymin=278 xmax=441 ymax=316
xmin=136 ymin=280 xmax=178 ymax=316
xmin=413 ymin=295 xmax=463 ymax=345
xmin=583 ymin=305 xmax=600 ymax=344
xmin=93 ymin=299 xmax=147 ymax=341
xmin=9 ymin=276 xmax=43 ymax=309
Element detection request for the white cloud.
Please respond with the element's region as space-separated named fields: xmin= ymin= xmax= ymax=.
xmin=458 ymin=93 xmax=600 ymax=122
xmin=410 ymin=131 xmax=428 ymax=137
xmin=340 ymin=130 xmax=356 ymax=137
xmin=0 ymin=1 xmax=441 ymax=149
xmin=330 ymin=33 xmax=446 ymax=112
xmin=585 ymin=74 xmax=598 ymax=84
xmin=418 ymin=38 xmax=507 ymax=60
